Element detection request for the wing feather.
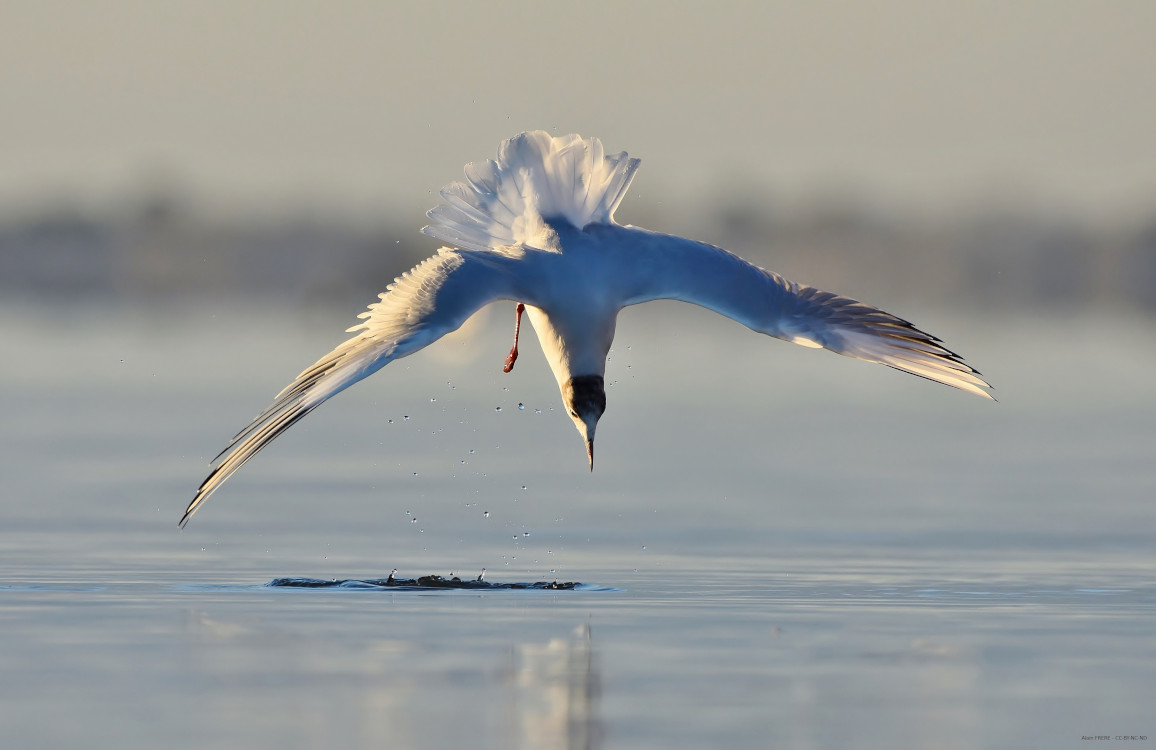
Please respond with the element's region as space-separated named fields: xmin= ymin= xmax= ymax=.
xmin=617 ymin=227 xmax=993 ymax=400
xmin=181 ymin=248 xmax=520 ymax=527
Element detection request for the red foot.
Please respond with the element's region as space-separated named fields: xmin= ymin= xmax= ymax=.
xmin=502 ymin=349 xmax=518 ymax=373
xmin=503 ymin=303 xmax=525 ymax=373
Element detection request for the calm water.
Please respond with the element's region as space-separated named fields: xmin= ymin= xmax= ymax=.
xmin=1 ymin=303 xmax=1154 ymax=749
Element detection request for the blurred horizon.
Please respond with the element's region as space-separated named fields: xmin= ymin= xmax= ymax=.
xmin=3 ymin=183 xmax=1153 ymax=317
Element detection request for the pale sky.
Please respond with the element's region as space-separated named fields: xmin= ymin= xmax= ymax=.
xmin=3 ymin=1 xmax=1155 ymax=223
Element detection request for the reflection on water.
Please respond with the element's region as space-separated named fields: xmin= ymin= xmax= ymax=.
xmin=181 ymin=607 xmax=600 ymax=750
xmin=507 ymin=623 xmax=601 ymax=750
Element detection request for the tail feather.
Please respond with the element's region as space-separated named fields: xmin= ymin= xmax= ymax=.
xmin=592 ymin=150 xmax=641 ymax=223
xmin=422 ymin=131 xmax=641 ymax=253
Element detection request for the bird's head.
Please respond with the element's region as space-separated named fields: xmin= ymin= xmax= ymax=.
xmin=562 ymin=375 xmax=606 ymax=471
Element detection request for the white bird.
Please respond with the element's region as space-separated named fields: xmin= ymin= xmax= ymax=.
xmin=180 ymin=131 xmax=992 ymax=528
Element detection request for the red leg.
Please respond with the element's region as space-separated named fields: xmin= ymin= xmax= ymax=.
xmin=503 ymin=303 xmax=525 ymax=373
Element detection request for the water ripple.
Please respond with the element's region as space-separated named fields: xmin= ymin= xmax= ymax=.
xmin=268 ymin=574 xmax=618 ymax=592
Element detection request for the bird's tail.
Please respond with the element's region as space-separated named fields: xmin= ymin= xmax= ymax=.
xmin=422 ymin=131 xmax=641 ymax=253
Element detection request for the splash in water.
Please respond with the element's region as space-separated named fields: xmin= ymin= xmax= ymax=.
xmin=268 ymin=574 xmax=581 ymax=591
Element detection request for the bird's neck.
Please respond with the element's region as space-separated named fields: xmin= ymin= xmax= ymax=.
xmin=523 ymin=304 xmax=615 ymax=387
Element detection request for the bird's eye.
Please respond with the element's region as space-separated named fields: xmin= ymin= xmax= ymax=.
xmin=569 ymin=409 xmax=579 ymax=418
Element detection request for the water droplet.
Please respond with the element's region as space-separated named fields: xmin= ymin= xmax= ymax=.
xmin=469 ymin=449 xmax=475 ymax=454
xmin=483 ymin=511 xmax=490 ymax=518
xmin=534 ymin=408 xmax=541 ymax=414
xmin=388 ymin=419 xmax=393 ymax=424
xmin=521 ymin=485 xmax=527 ymax=491
xmin=494 ymin=406 xmax=502 ymax=412
xmin=413 ymin=472 xmax=418 ymax=477
xmin=411 ymin=517 xmax=417 ymax=523
xmin=430 ymin=397 xmax=436 ymax=403
xmin=405 ymin=510 xmax=411 ymax=515
xmin=517 ymin=403 xmax=525 ymax=410
xmin=641 ymin=545 xmax=647 ymax=550
xmin=404 ymin=415 xmax=410 ymax=422
xmin=523 ymin=531 xmax=530 ymax=537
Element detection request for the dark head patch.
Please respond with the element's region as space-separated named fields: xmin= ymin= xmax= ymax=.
xmin=563 ymin=375 xmax=606 ymax=417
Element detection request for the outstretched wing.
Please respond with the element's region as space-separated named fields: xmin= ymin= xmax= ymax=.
xmin=181 ymin=248 xmax=521 ymax=527
xmin=616 ymin=226 xmax=993 ymax=399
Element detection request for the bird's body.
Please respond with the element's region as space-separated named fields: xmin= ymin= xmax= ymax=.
xmin=181 ymin=131 xmax=991 ymax=527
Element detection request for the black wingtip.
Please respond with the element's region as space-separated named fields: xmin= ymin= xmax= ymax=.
xmin=178 ymin=499 xmax=198 ymax=529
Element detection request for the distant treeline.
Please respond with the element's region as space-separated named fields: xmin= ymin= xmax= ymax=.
xmin=2 ymin=191 xmax=1154 ymax=314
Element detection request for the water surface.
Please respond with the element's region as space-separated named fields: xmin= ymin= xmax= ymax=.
xmin=1 ymin=305 xmax=1153 ymax=749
